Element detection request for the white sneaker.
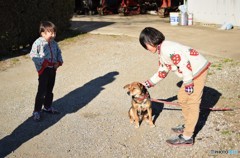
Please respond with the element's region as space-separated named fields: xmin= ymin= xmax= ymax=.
xmin=33 ymin=111 xmax=41 ymax=121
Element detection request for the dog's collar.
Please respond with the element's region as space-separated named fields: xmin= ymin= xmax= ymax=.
xmin=132 ymin=91 xmax=150 ymax=103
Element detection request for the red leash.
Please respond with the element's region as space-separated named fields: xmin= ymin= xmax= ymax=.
xmin=150 ymin=98 xmax=235 ymax=111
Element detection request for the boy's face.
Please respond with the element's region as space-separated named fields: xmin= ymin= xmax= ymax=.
xmin=41 ymin=30 xmax=56 ymax=42
xmin=146 ymin=43 xmax=157 ymax=53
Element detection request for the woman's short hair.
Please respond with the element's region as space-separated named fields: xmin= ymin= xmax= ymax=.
xmin=139 ymin=27 xmax=165 ymax=49
xmin=39 ymin=21 xmax=56 ymax=35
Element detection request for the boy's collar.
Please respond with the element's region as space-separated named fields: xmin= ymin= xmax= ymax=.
xmin=40 ymin=37 xmax=47 ymax=42
xmin=157 ymin=44 xmax=162 ymax=55
xmin=40 ymin=37 xmax=53 ymax=43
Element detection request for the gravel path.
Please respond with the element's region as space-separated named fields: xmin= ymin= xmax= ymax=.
xmin=0 ymin=26 xmax=239 ymax=157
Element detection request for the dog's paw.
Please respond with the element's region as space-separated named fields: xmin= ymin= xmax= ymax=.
xmin=130 ymin=120 xmax=134 ymax=124
xmin=135 ymin=124 xmax=140 ymax=128
xmin=150 ymin=124 xmax=156 ymax=128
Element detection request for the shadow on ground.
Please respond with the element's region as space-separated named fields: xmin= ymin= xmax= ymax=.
xmin=70 ymin=20 xmax=115 ymax=34
xmin=0 ymin=71 xmax=119 ymax=158
xmin=56 ymin=20 xmax=115 ymax=42
xmin=151 ymin=81 xmax=222 ymax=136
xmin=194 ymin=86 xmax=222 ymax=137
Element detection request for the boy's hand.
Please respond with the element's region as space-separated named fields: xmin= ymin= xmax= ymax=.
xmin=42 ymin=60 xmax=49 ymax=67
xmin=54 ymin=62 xmax=60 ymax=69
xmin=141 ymin=82 xmax=147 ymax=87
xmin=142 ymin=81 xmax=151 ymax=89
xmin=185 ymin=85 xmax=194 ymax=95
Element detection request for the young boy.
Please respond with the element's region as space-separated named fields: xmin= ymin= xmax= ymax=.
xmin=139 ymin=27 xmax=210 ymax=146
xmin=30 ymin=21 xmax=63 ymax=121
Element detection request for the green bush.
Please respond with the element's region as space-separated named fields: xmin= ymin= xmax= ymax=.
xmin=0 ymin=0 xmax=74 ymax=57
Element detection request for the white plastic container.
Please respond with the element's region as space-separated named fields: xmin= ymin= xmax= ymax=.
xmin=170 ymin=12 xmax=179 ymax=25
xmin=188 ymin=13 xmax=193 ymax=25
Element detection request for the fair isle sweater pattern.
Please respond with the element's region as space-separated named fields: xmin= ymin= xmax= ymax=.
xmin=30 ymin=37 xmax=63 ymax=75
xmin=145 ymin=41 xmax=211 ymax=88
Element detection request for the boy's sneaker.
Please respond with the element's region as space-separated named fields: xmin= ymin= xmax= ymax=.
xmin=166 ymin=134 xmax=193 ymax=146
xmin=33 ymin=111 xmax=41 ymax=121
xmin=43 ymin=107 xmax=60 ymax=114
xmin=171 ymin=124 xmax=185 ymax=134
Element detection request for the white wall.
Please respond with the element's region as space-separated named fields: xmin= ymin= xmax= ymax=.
xmin=187 ymin=0 xmax=240 ymax=26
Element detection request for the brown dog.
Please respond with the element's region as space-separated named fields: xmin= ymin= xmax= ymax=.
xmin=124 ymin=82 xmax=155 ymax=128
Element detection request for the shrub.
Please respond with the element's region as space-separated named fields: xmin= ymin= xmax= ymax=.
xmin=0 ymin=0 xmax=74 ymax=58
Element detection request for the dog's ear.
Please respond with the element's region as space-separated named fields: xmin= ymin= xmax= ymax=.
xmin=138 ymin=82 xmax=144 ymax=89
xmin=123 ymin=84 xmax=130 ymax=89
xmin=138 ymin=82 xmax=147 ymax=93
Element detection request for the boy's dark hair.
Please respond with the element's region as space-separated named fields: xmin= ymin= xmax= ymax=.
xmin=139 ymin=27 xmax=165 ymax=49
xmin=39 ymin=21 xmax=56 ymax=35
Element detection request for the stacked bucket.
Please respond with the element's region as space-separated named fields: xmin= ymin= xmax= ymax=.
xmin=169 ymin=5 xmax=193 ymax=26
xmin=170 ymin=12 xmax=193 ymax=26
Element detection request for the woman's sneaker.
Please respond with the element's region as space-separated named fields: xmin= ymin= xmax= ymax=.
xmin=171 ymin=124 xmax=185 ymax=134
xmin=43 ymin=107 xmax=60 ymax=114
xmin=166 ymin=134 xmax=193 ymax=146
xmin=33 ymin=111 xmax=41 ymax=121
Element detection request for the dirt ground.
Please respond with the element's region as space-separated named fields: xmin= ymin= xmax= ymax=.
xmin=0 ymin=15 xmax=240 ymax=158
